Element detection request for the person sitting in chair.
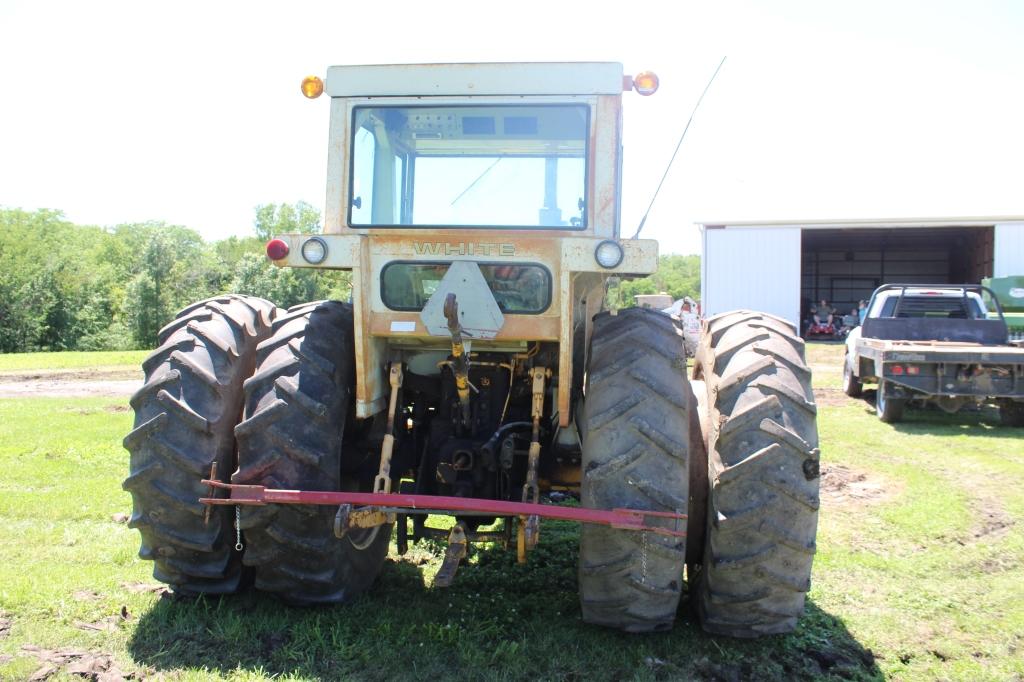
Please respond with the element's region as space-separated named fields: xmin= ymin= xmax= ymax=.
xmin=839 ymin=307 xmax=859 ymax=337
xmin=813 ymin=299 xmax=834 ymax=327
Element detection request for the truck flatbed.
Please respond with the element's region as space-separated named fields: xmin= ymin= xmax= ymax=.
xmin=857 ymin=338 xmax=1024 ymax=363
xmin=844 ymin=284 xmax=1024 ymax=424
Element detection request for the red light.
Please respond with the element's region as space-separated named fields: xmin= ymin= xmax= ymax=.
xmin=266 ymin=238 xmax=289 ymax=261
xmin=890 ymin=365 xmax=905 ymax=375
xmin=906 ymin=365 xmax=920 ymax=376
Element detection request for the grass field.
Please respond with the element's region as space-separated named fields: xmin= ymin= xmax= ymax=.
xmin=1 ymin=345 xmax=1022 ymax=680
xmin=0 ymin=350 xmax=148 ymax=374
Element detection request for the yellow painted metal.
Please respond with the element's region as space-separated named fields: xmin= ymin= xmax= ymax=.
xmin=517 ymin=366 xmax=547 ymax=562
xmin=373 ymin=364 xmax=404 ymax=494
xmin=268 ymin=232 xmax=657 ymax=423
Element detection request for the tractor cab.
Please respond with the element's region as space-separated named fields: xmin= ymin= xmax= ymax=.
xmin=267 ymin=63 xmax=659 ymax=424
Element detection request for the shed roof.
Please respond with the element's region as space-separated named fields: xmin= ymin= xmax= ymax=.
xmin=699 ymin=216 xmax=1024 ymax=230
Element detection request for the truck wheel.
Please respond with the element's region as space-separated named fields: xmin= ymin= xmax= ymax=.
xmin=691 ymin=311 xmax=820 ymax=638
xmin=123 ymin=295 xmax=276 ymax=594
xmin=842 ymin=353 xmax=862 ymax=397
xmin=875 ymin=380 xmax=905 ymax=423
xmin=578 ymin=308 xmax=689 ymax=632
xmin=233 ymin=300 xmax=390 ymax=604
xmin=999 ymin=400 xmax=1024 ymax=427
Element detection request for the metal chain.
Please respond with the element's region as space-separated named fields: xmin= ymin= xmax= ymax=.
xmin=234 ymin=506 xmax=244 ymax=551
xmin=640 ymin=531 xmax=648 ymax=583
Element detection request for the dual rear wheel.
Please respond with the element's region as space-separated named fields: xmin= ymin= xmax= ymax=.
xmin=124 ymin=299 xmax=387 ymax=603
xmin=578 ymin=308 xmax=821 ymax=635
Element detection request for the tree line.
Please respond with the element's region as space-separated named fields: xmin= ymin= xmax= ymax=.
xmin=0 ymin=203 xmax=349 ymax=353
xmin=0 ymin=205 xmax=698 ymax=353
xmin=616 ymin=254 xmax=701 ymax=307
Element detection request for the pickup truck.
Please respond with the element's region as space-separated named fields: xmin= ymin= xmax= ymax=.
xmin=843 ymin=284 xmax=1024 ymax=425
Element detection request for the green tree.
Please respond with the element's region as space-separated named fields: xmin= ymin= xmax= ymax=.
xmin=253 ymin=201 xmax=321 ymax=241
xmin=616 ymin=254 xmax=701 ymax=308
xmin=229 ymin=253 xmax=351 ymax=310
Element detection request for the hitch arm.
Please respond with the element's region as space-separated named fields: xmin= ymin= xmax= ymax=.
xmin=200 ymin=481 xmax=686 ymax=538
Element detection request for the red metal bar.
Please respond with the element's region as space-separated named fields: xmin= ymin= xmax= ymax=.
xmin=200 ymin=480 xmax=685 ymax=538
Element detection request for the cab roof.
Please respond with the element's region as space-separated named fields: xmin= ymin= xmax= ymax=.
xmin=324 ymin=62 xmax=625 ymax=97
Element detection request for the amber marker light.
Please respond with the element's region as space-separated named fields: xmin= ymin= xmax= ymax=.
xmin=300 ymin=75 xmax=324 ymax=99
xmin=633 ymin=71 xmax=659 ymax=96
xmin=266 ymin=238 xmax=290 ymax=261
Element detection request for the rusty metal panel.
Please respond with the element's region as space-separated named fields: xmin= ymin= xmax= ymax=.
xmin=324 ymin=97 xmax=348 ymax=235
xmin=561 ymin=238 xmax=658 ymax=274
xmin=272 ymin=234 xmax=362 ymax=269
xmin=557 ymin=269 xmax=574 ymax=426
xmin=368 ymin=314 xmax=560 ymax=341
xmin=353 ymin=243 xmax=387 ymax=419
xmin=592 ymin=96 xmax=621 ymax=238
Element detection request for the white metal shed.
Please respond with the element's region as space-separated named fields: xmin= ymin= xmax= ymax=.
xmin=699 ymin=217 xmax=1024 ymax=331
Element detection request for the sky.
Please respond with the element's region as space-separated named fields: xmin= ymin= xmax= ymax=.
xmin=1 ymin=0 xmax=1022 ymax=255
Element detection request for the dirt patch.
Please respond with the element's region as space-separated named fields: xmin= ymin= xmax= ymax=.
xmin=19 ymin=644 xmax=136 ymax=680
xmin=73 ymin=606 xmax=131 ymax=634
xmin=120 ymin=582 xmax=169 ymax=596
xmin=813 ymin=388 xmax=854 ymax=407
xmin=820 ymin=464 xmax=895 ymax=508
xmin=0 ymin=378 xmax=140 ymax=399
xmin=977 ymin=556 xmax=1015 ymax=574
xmin=73 ymin=590 xmax=103 ymax=601
xmin=0 ymin=367 xmax=141 ymax=398
xmin=931 ymin=466 xmax=1016 ymax=545
xmin=969 ymin=506 xmax=1014 ymax=542
xmin=0 ymin=368 xmax=139 ymax=381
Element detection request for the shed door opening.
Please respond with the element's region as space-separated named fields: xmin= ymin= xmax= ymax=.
xmin=800 ymin=226 xmax=994 ymax=322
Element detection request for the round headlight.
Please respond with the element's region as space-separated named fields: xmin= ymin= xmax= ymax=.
xmin=301 ymin=237 xmax=328 ymax=264
xmin=595 ymin=240 xmax=624 ymax=269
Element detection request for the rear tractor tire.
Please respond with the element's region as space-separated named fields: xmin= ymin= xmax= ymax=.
xmin=578 ymin=308 xmax=690 ymax=632
xmin=692 ymin=311 xmax=820 ymax=638
xmin=123 ymin=294 xmax=276 ymax=595
xmin=233 ymin=300 xmax=391 ymax=604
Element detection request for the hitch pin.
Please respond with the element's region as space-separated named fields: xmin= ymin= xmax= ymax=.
xmin=203 ymin=462 xmax=218 ymax=526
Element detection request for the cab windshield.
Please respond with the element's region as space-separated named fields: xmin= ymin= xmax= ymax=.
xmin=349 ymin=104 xmax=588 ymax=229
